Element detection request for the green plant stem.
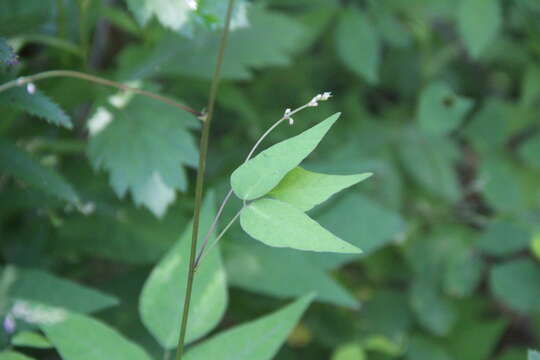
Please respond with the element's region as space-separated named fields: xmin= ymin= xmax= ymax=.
xmin=174 ymin=1 xmax=235 ymax=359
xmin=194 ymin=207 xmax=244 ymax=271
xmin=194 ymin=101 xmax=319 ymax=267
xmin=0 ymin=70 xmax=202 ymax=117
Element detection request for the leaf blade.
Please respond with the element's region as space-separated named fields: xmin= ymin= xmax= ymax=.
xmin=240 ymin=198 xmax=362 ymax=254
xmin=231 ymin=113 xmax=340 ymax=200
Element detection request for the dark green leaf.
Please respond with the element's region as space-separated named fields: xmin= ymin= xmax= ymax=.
xmin=0 ymin=87 xmax=72 ymax=128
xmin=0 ymin=138 xmax=79 ymax=204
xmin=184 ymin=294 xmax=314 ymax=360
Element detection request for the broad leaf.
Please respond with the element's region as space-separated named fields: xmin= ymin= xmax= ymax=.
xmin=240 ymin=198 xmax=361 ymax=253
xmin=184 ymin=294 xmax=313 ymax=360
xmin=0 ymin=1 xmax=51 ymax=36
xmin=458 ymin=0 xmax=502 ymax=58
xmin=43 ymin=313 xmax=152 ymax=360
xmin=269 ymin=166 xmax=372 ymax=211
xmin=87 ymin=87 xmax=198 ymax=217
xmin=0 ymin=352 xmax=35 ymax=360
xmin=519 ymin=134 xmax=540 ymax=170
xmin=490 ymin=259 xmax=540 ymax=313
xmin=0 ymin=138 xmax=79 ymax=204
xmin=139 ymin=192 xmax=227 ymax=348
xmin=126 ymin=0 xmax=194 ymax=32
xmin=117 ymin=5 xmax=306 ymax=80
xmin=335 ymin=8 xmax=380 ymax=84
xmin=224 ymin=233 xmax=359 ymax=308
xmin=417 ymin=82 xmax=473 ymax=135
xmin=0 ymin=87 xmax=72 ymax=128
xmin=476 ymin=220 xmax=531 ymax=256
xmin=8 ymin=268 xmax=118 ymax=314
xmin=410 ymin=279 xmax=456 ymax=336
xmin=231 ymin=113 xmax=340 ymax=200
xmin=11 ymin=331 xmax=52 ymax=349
xmin=406 ymin=336 xmax=452 ymax=360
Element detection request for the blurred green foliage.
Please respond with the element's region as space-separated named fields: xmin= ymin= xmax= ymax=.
xmin=1 ymin=0 xmax=540 ymax=359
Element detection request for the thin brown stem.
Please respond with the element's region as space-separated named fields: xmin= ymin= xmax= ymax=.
xmin=174 ymin=1 xmax=236 ymax=359
xmin=0 ymin=70 xmax=202 ymax=117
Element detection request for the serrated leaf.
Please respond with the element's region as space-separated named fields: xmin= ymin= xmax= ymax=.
xmin=0 ymin=138 xmax=79 ymax=204
xmin=458 ymin=0 xmax=502 ymax=58
xmin=224 ymin=233 xmax=359 ymax=308
xmin=184 ymin=294 xmax=314 ymax=360
xmin=490 ymin=259 xmax=540 ymax=313
xmin=268 ymin=167 xmax=372 ymax=211
xmin=231 ymin=113 xmax=340 ymax=200
xmin=140 ymin=192 xmax=227 ymax=348
xmin=42 ymin=313 xmax=152 ymax=360
xmin=87 ymin=88 xmax=198 ymax=217
xmin=117 ymin=5 xmax=306 ymax=80
xmin=9 ymin=268 xmax=118 ymax=314
xmin=11 ymin=331 xmax=52 ymax=349
xmin=0 ymin=87 xmax=72 ymax=128
xmin=530 ymin=350 xmax=540 ymax=360
xmin=417 ymin=82 xmax=473 ymax=135
xmin=240 ymin=198 xmax=361 ymax=254
xmin=0 ymin=351 xmax=35 ymax=360
xmin=335 ymin=8 xmax=380 ymax=84
xmin=126 ymin=0 xmax=193 ymax=31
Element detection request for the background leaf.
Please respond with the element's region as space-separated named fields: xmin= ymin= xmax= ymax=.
xmin=0 ymin=138 xmax=79 ymax=204
xmin=458 ymin=0 xmax=502 ymax=58
xmin=184 ymin=294 xmax=314 ymax=360
xmin=139 ymin=192 xmax=228 ymax=348
xmin=43 ymin=313 xmax=152 ymax=360
xmin=335 ymin=8 xmax=380 ymax=84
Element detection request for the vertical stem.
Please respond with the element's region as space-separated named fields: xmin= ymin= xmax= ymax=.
xmin=174 ymin=1 xmax=235 ymax=359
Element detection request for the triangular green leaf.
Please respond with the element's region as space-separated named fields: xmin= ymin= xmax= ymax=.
xmin=240 ymin=198 xmax=361 ymax=254
xmin=0 ymin=87 xmax=72 ymax=129
xmin=42 ymin=313 xmax=152 ymax=360
xmin=458 ymin=0 xmax=502 ymax=58
xmin=0 ymin=138 xmax=79 ymax=204
xmin=335 ymin=8 xmax=380 ymax=84
xmin=269 ymin=166 xmax=372 ymax=211
xmin=139 ymin=192 xmax=228 ymax=348
xmin=231 ymin=113 xmax=340 ymax=200
xmin=184 ymin=294 xmax=314 ymax=360
xmin=0 ymin=351 xmax=35 ymax=360
xmin=87 ymin=86 xmax=198 ymax=217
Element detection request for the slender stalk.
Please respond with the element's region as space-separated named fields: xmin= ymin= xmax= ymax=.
xmin=174 ymin=1 xmax=235 ymax=359
xmin=0 ymin=70 xmax=202 ymax=117
xmin=193 ymin=100 xmax=322 ymax=267
xmin=194 ymin=207 xmax=243 ymax=271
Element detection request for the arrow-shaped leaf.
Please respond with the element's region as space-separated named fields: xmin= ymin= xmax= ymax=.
xmin=231 ymin=113 xmax=340 ymax=200
xmin=240 ymin=198 xmax=361 ymax=254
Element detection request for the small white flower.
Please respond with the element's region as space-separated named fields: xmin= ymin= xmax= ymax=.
xmin=321 ymin=92 xmax=332 ymax=101
xmin=26 ymin=83 xmax=36 ymax=94
xmin=186 ymin=0 xmax=198 ymax=10
xmin=284 ymin=108 xmax=294 ymax=125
